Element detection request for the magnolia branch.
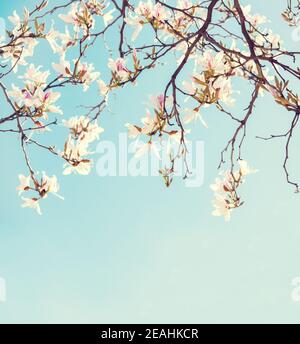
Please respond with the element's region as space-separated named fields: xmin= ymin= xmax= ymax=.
xmin=0 ymin=0 xmax=299 ymax=220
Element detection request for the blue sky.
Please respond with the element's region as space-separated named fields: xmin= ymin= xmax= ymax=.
xmin=0 ymin=0 xmax=300 ymax=323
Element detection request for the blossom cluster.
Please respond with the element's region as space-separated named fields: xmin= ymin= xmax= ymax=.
xmin=125 ymin=94 xmax=184 ymax=160
xmin=8 ymin=64 xmax=62 ymax=123
xmin=2 ymin=8 xmax=39 ymax=70
xmin=210 ymin=161 xmax=257 ymax=221
xmin=58 ymin=1 xmax=114 ymax=34
xmin=0 ymin=0 xmax=297 ymax=220
xmin=62 ymin=116 xmax=104 ymax=175
xmin=125 ymin=0 xmax=205 ymax=41
xmin=17 ymin=173 xmax=63 ymax=215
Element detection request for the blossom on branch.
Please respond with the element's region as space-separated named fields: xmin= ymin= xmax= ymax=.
xmin=0 ymin=0 xmax=298 ymax=219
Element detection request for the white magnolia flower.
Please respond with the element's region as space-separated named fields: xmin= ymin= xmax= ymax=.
xmin=8 ymin=9 xmax=29 ymax=36
xmin=184 ymin=108 xmax=208 ymax=127
xmin=183 ymin=73 xmax=235 ymax=107
xmin=62 ymin=138 xmax=93 ymax=176
xmin=63 ymin=116 xmax=104 ymax=143
xmin=19 ymin=64 xmax=50 ymax=85
xmin=238 ymin=160 xmax=258 ymax=176
xmin=242 ymin=5 xmax=268 ymax=27
xmin=97 ymin=79 xmax=109 ymax=95
xmin=40 ymin=173 xmax=64 ymax=200
xmin=59 ymin=3 xmax=95 ymax=33
xmin=212 ymin=170 xmax=234 ymax=188
xmin=211 ymin=160 xmax=257 ymax=221
xmin=7 ymin=84 xmax=23 ymax=102
xmin=52 ymin=59 xmax=71 ymax=77
xmin=125 ymin=123 xmax=141 ymax=139
xmin=108 ymin=58 xmax=130 ymax=81
xmin=8 ymin=10 xmax=21 ymax=28
xmin=210 ymin=178 xmax=228 ymax=195
xmin=141 ymin=110 xmax=160 ymax=135
xmin=103 ymin=9 xmax=115 ymax=27
xmin=212 ymin=195 xmax=231 ymax=221
xmin=8 ymin=83 xmax=62 ymax=116
xmin=134 ymin=141 xmax=161 ymax=159
xmin=59 ymin=3 xmax=79 ymax=26
xmin=182 ymin=79 xmax=197 ymax=95
xmin=63 ymin=160 xmax=92 ymax=176
xmin=76 ymin=61 xmax=100 ymax=91
xmin=2 ymin=37 xmax=38 ymax=71
xmin=149 ymin=94 xmax=172 ymax=113
xmin=21 ymin=197 xmax=42 ymax=215
xmin=47 ymin=25 xmax=63 ymax=54
xmin=22 ymin=37 xmax=38 ymax=57
xmin=16 ymin=175 xmax=31 ymax=195
xmin=47 ymin=24 xmax=73 ymax=56
xmin=124 ymin=15 xmax=143 ymax=41
xmin=196 ymin=50 xmax=229 ymax=75
xmin=135 ymin=1 xmax=153 ymax=18
xmin=8 ymin=85 xmax=38 ymax=108
xmin=35 ymin=89 xmax=63 ymax=115
xmin=152 ymin=3 xmax=169 ymax=21
xmin=213 ymin=77 xmax=235 ymax=107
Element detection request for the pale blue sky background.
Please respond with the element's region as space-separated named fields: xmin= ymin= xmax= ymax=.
xmin=0 ymin=0 xmax=300 ymax=324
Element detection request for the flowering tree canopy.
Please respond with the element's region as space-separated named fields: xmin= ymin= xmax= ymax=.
xmin=1 ymin=0 xmax=299 ymax=220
